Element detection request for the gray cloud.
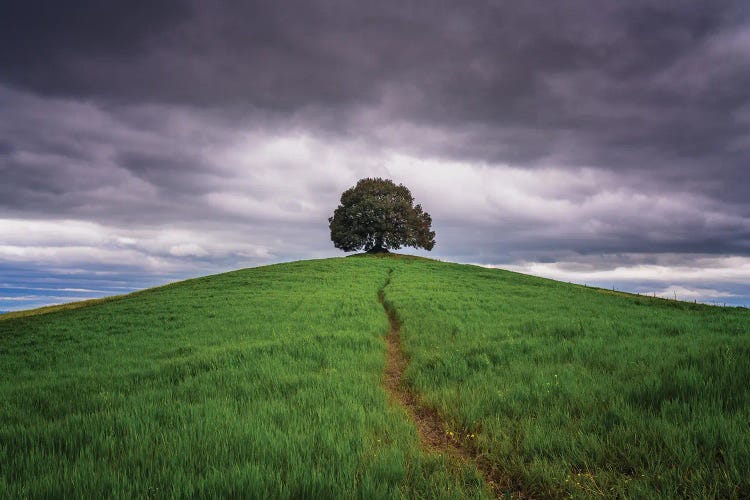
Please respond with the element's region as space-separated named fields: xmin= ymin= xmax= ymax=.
xmin=3 ymin=2 xmax=749 ymax=180
xmin=1 ymin=1 xmax=749 ymax=305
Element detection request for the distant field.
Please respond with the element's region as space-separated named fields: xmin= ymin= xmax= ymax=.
xmin=1 ymin=256 xmax=748 ymax=498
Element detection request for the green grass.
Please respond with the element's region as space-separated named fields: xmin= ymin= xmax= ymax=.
xmin=0 ymin=258 xmax=486 ymax=499
xmin=1 ymin=255 xmax=749 ymax=498
xmin=384 ymin=259 xmax=750 ymax=498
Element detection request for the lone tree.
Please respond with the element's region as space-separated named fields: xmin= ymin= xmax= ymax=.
xmin=329 ymin=178 xmax=436 ymax=253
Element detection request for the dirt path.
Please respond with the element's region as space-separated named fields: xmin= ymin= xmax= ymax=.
xmin=378 ymin=270 xmax=522 ymax=498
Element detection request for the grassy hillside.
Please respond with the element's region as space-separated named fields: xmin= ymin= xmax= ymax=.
xmin=385 ymin=259 xmax=750 ymax=498
xmin=1 ymin=256 xmax=748 ymax=498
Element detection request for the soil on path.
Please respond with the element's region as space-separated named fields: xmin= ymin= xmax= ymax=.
xmin=378 ymin=270 xmax=524 ymax=498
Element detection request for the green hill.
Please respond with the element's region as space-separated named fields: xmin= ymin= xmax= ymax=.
xmin=1 ymin=255 xmax=749 ymax=498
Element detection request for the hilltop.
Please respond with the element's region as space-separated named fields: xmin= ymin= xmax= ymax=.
xmin=1 ymin=255 xmax=749 ymax=498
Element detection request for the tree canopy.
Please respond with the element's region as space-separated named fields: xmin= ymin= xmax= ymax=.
xmin=329 ymin=178 xmax=436 ymax=253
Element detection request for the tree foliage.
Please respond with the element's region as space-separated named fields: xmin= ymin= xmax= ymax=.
xmin=329 ymin=178 xmax=436 ymax=253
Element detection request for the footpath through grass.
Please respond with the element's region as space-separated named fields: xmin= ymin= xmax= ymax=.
xmin=382 ymin=258 xmax=750 ymax=498
xmin=0 ymin=258 xmax=486 ymax=498
xmin=2 ymin=255 xmax=749 ymax=498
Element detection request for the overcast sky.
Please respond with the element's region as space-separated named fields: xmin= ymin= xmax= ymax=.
xmin=2 ymin=0 xmax=750 ymax=310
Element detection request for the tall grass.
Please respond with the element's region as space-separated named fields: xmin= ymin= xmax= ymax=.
xmin=2 ymin=255 xmax=748 ymax=498
xmin=383 ymin=258 xmax=750 ymax=498
xmin=0 ymin=258 xmax=486 ymax=498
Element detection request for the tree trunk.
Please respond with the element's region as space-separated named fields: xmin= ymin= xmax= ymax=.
xmin=367 ymin=240 xmax=389 ymax=254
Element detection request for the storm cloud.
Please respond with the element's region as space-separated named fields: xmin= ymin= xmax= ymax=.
xmin=2 ymin=0 xmax=749 ymax=309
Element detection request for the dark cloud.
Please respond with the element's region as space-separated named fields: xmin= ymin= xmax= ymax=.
xmin=118 ymin=152 xmax=221 ymax=195
xmin=0 ymin=0 xmax=191 ymax=95
xmin=3 ymin=1 xmax=748 ymax=176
